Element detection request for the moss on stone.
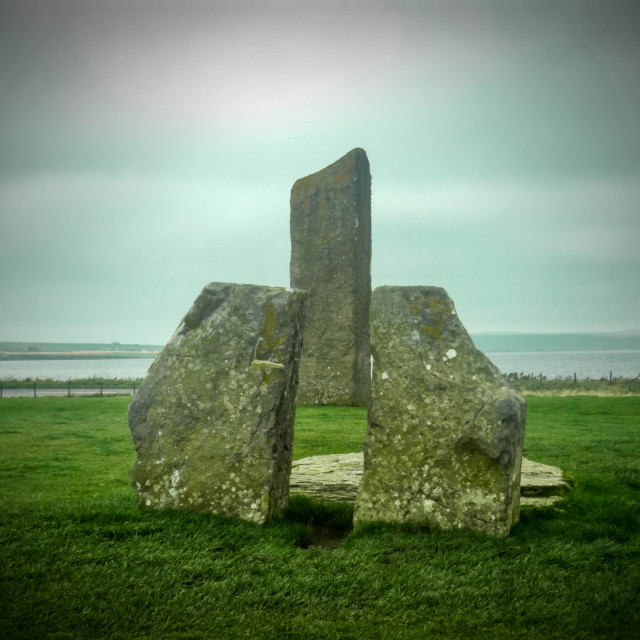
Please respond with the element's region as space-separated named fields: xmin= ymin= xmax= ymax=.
xmin=355 ymin=286 xmax=526 ymax=537
xmin=290 ymin=148 xmax=371 ymax=406
xmin=128 ymin=283 xmax=305 ymax=525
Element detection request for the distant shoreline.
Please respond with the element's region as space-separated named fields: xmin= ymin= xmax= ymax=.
xmin=0 ymin=351 xmax=159 ymax=361
xmin=471 ymin=333 xmax=640 ymax=353
xmin=0 ymin=342 xmax=163 ymax=361
xmin=2 ymin=334 xmax=640 ymax=359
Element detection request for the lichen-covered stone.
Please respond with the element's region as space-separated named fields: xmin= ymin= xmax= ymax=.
xmin=290 ymin=148 xmax=371 ymax=406
xmin=128 ymin=283 xmax=306 ymax=524
xmin=354 ymin=286 xmax=526 ymax=537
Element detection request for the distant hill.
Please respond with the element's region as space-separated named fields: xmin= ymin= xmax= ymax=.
xmin=3 ymin=335 xmax=640 ymax=358
xmin=0 ymin=342 xmax=162 ymax=360
xmin=471 ymin=332 xmax=640 ymax=353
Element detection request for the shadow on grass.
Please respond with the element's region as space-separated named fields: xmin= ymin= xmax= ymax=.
xmin=281 ymin=495 xmax=354 ymax=549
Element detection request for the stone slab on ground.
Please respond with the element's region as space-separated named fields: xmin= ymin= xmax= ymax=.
xmin=128 ymin=283 xmax=306 ymax=524
xmin=289 ymin=148 xmax=372 ymax=406
xmin=290 ymin=452 xmax=572 ymax=508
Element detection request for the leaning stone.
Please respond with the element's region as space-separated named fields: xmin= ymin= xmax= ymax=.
xmin=289 ymin=453 xmax=571 ymax=508
xmin=354 ymin=286 xmax=527 ymax=537
xmin=290 ymin=148 xmax=371 ymax=406
xmin=128 ymin=283 xmax=306 ymax=524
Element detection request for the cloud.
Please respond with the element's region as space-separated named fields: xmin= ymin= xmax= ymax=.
xmin=371 ymin=174 xmax=640 ymax=330
xmin=1 ymin=1 xmax=639 ymax=339
xmin=53 ymin=6 xmax=409 ymax=134
xmin=0 ymin=171 xmax=290 ymax=286
xmin=375 ymin=176 xmax=640 ymax=250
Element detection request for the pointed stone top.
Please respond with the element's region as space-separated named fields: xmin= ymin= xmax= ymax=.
xmin=325 ymin=147 xmax=368 ymax=167
xmin=344 ymin=147 xmax=368 ymax=160
xmin=292 ymin=148 xmax=369 ymax=191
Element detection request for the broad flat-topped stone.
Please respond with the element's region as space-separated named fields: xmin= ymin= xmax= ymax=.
xmin=519 ymin=458 xmax=574 ymax=507
xmin=291 ymin=453 xmax=365 ymax=503
xmin=128 ymin=283 xmax=306 ymax=524
xmin=354 ymin=286 xmax=527 ymax=537
xmin=290 ymin=148 xmax=371 ymax=406
xmin=290 ymin=453 xmax=572 ymax=508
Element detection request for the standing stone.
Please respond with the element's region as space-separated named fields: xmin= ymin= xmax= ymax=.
xmin=354 ymin=286 xmax=526 ymax=537
xmin=128 ymin=283 xmax=306 ymax=524
xmin=290 ymin=148 xmax=371 ymax=406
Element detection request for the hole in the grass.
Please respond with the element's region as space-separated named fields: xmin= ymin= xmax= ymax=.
xmin=308 ymin=525 xmax=349 ymax=550
xmin=285 ymin=495 xmax=353 ymax=550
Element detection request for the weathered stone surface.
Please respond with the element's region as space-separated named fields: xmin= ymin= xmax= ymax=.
xmin=290 ymin=148 xmax=371 ymax=406
xmin=353 ymin=286 xmax=527 ymax=536
xmin=128 ymin=283 xmax=306 ymax=524
xmin=290 ymin=453 xmax=571 ymax=508
xmin=519 ymin=458 xmax=575 ymax=507
xmin=291 ymin=453 xmax=364 ymax=502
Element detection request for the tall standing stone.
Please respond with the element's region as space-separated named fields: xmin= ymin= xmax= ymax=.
xmin=128 ymin=283 xmax=306 ymax=524
xmin=354 ymin=286 xmax=526 ymax=537
xmin=290 ymin=148 xmax=371 ymax=406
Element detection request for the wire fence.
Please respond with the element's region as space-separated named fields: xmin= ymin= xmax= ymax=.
xmin=1 ymin=372 xmax=639 ymax=399
xmin=0 ymin=380 xmax=138 ymax=398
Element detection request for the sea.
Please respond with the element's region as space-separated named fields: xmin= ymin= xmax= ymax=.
xmin=485 ymin=350 xmax=640 ymax=379
xmin=0 ymin=350 xmax=639 ymax=381
xmin=0 ymin=358 xmax=154 ymax=381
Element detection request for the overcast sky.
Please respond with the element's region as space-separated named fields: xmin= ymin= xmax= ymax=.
xmin=1 ymin=0 xmax=639 ymax=344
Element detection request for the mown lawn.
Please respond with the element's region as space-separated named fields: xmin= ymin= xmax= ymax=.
xmin=0 ymin=396 xmax=638 ymax=639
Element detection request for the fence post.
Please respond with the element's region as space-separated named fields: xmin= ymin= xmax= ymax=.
xmin=68 ymin=379 xmax=71 ymax=397
xmin=610 ymin=371 xmax=612 ymax=385
xmin=574 ymin=372 xmax=577 ymax=386
xmin=133 ymin=381 xmax=136 ymax=396
xmin=34 ymin=381 xmax=37 ymax=398
xmin=0 ymin=381 xmax=2 ymax=399
xmin=100 ymin=382 xmax=103 ymax=397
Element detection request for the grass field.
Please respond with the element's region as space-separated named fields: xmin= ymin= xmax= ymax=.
xmin=1 ymin=397 xmax=639 ymax=639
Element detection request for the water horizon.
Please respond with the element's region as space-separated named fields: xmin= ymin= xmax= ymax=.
xmin=1 ymin=349 xmax=639 ymax=382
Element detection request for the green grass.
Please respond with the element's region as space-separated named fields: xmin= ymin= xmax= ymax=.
xmin=1 ymin=397 xmax=639 ymax=639
xmin=292 ymin=405 xmax=367 ymax=459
